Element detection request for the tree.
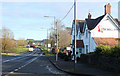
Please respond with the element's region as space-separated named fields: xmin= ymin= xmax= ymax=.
xmin=1 ymin=27 xmax=16 ymax=53
xmin=28 ymin=40 xmax=33 ymax=44
xmin=50 ymin=20 xmax=71 ymax=48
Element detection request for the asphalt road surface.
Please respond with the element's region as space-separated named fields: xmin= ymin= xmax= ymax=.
xmin=2 ymin=48 xmax=69 ymax=76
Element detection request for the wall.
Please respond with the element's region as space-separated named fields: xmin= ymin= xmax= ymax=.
xmin=81 ymin=25 xmax=97 ymax=54
xmin=91 ymin=14 xmax=119 ymax=38
xmin=80 ymin=54 xmax=120 ymax=72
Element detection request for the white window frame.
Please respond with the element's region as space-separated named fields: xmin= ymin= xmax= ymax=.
xmin=86 ymin=29 xmax=88 ymax=38
xmin=86 ymin=45 xmax=88 ymax=53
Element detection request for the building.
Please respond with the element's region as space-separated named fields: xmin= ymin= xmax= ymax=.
xmin=71 ymin=3 xmax=120 ymax=59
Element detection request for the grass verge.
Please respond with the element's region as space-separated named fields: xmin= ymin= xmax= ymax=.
xmin=2 ymin=47 xmax=29 ymax=55
xmin=13 ymin=47 xmax=29 ymax=53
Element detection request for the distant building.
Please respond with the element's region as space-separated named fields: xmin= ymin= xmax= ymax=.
xmin=33 ymin=40 xmax=42 ymax=46
xmin=71 ymin=3 xmax=120 ymax=59
xmin=26 ymin=39 xmax=34 ymax=42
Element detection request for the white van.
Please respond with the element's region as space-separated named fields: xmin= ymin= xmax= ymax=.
xmin=29 ymin=47 xmax=34 ymax=52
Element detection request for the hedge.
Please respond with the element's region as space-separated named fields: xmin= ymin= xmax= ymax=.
xmin=94 ymin=44 xmax=120 ymax=57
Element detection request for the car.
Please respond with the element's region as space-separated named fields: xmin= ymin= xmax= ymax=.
xmin=29 ymin=47 xmax=34 ymax=52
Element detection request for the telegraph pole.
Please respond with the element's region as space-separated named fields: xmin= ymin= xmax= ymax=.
xmin=47 ymin=29 xmax=48 ymax=52
xmin=74 ymin=0 xmax=77 ymax=64
xmin=56 ymin=21 xmax=58 ymax=61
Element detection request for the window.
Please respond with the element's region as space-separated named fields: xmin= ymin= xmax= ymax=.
xmin=79 ymin=33 xmax=81 ymax=39
xmin=86 ymin=45 xmax=88 ymax=53
xmin=86 ymin=29 xmax=88 ymax=38
xmin=79 ymin=48 xmax=82 ymax=53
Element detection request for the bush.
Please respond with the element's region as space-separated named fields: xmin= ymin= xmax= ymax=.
xmin=94 ymin=44 xmax=104 ymax=55
xmin=111 ymin=45 xmax=120 ymax=57
xmin=64 ymin=56 xmax=69 ymax=61
xmin=94 ymin=44 xmax=120 ymax=57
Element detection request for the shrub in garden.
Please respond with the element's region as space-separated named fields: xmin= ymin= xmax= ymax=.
xmin=94 ymin=44 xmax=120 ymax=57
xmin=100 ymin=45 xmax=111 ymax=56
xmin=111 ymin=45 xmax=120 ymax=57
xmin=64 ymin=56 xmax=69 ymax=61
xmin=94 ymin=44 xmax=104 ymax=55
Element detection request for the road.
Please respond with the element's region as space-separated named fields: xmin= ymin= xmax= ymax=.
xmin=2 ymin=48 xmax=69 ymax=76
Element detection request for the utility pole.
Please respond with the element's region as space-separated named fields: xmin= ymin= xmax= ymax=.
xmin=44 ymin=16 xmax=56 ymax=51
xmin=74 ymin=0 xmax=77 ymax=64
xmin=56 ymin=21 xmax=58 ymax=61
xmin=47 ymin=29 xmax=48 ymax=52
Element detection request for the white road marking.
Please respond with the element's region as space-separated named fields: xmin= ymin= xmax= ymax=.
xmin=4 ymin=57 xmax=39 ymax=76
xmin=46 ymin=65 xmax=62 ymax=74
xmin=3 ymin=57 xmax=22 ymax=63
xmin=14 ymin=69 xmax=18 ymax=71
xmin=3 ymin=51 xmax=37 ymax=63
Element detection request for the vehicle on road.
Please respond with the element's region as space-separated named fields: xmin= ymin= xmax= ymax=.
xmin=29 ymin=47 xmax=34 ymax=52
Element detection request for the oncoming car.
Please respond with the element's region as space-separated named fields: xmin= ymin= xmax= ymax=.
xmin=29 ymin=47 xmax=34 ymax=52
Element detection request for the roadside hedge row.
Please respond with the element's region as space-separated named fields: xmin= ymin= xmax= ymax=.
xmin=94 ymin=44 xmax=120 ymax=57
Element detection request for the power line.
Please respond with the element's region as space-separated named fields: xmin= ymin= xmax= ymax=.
xmin=61 ymin=4 xmax=74 ymax=22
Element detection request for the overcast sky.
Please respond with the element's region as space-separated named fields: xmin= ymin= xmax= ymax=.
xmin=1 ymin=1 xmax=119 ymax=40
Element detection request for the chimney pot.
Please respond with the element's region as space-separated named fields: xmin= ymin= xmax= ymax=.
xmin=104 ymin=3 xmax=111 ymax=15
xmin=88 ymin=13 xmax=91 ymax=19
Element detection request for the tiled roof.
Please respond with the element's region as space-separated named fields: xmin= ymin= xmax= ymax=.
xmin=75 ymin=20 xmax=85 ymax=23
xmin=78 ymin=22 xmax=84 ymax=33
xmin=86 ymin=15 xmax=105 ymax=30
xmin=93 ymin=37 xmax=120 ymax=46
xmin=71 ymin=20 xmax=85 ymax=35
xmin=114 ymin=18 xmax=120 ymax=27
xmin=73 ymin=40 xmax=84 ymax=48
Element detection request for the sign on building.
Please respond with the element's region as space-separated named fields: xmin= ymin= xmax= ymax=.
xmin=66 ymin=47 xmax=71 ymax=51
xmin=48 ymin=44 xmax=51 ymax=47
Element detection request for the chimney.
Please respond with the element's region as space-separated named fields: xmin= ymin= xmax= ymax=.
xmin=104 ymin=3 xmax=111 ymax=15
xmin=88 ymin=13 xmax=91 ymax=19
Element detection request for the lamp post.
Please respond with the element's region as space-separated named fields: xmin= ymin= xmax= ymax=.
xmin=44 ymin=16 xmax=58 ymax=61
xmin=44 ymin=16 xmax=55 ymax=31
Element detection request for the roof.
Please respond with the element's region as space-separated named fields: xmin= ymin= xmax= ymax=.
xmin=86 ymin=15 xmax=105 ymax=30
xmin=114 ymin=18 xmax=120 ymax=27
xmin=93 ymin=37 xmax=120 ymax=46
xmin=72 ymin=14 xmax=120 ymax=34
xmin=78 ymin=22 xmax=84 ymax=33
xmin=71 ymin=20 xmax=85 ymax=35
xmin=73 ymin=40 xmax=84 ymax=48
xmin=73 ymin=20 xmax=85 ymax=27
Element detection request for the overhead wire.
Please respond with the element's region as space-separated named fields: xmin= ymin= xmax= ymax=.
xmin=60 ymin=4 xmax=74 ymax=22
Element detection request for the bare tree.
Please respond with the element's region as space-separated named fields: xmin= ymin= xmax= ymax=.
xmin=2 ymin=27 xmax=16 ymax=53
xmin=50 ymin=20 xmax=71 ymax=48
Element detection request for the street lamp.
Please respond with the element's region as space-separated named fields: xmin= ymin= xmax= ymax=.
xmin=44 ymin=16 xmax=58 ymax=61
xmin=44 ymin=16 xmax=55 ymax=30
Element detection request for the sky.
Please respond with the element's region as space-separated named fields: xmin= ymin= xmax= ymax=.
xmin=1 ymin=0 xmax=119 ymax=40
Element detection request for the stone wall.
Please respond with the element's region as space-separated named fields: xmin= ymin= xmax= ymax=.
xmin=80 ymin=54 xmax=120 ymax=71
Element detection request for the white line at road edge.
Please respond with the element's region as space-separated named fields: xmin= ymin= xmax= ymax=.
xmin=4 ymin=57 xmax=39 ymax=76
xmin=3 ymin=57 xmax=22 ymax=63
xmin=3 ymin=51 xmax=37 ymax=63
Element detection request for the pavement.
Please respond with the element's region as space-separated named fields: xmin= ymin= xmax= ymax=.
xmin=48 ymin=56 xmax=120 ymax=76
